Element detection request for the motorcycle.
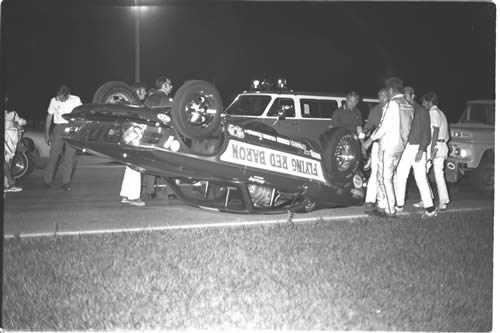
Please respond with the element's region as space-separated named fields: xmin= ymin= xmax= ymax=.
xmin=10 ymin=126 xmax=38 ymax=181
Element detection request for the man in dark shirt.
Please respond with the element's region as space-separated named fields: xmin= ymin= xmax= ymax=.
xmin=145 ymin=76 xmax=173 ymax=108
xmin=144 ymin=76 xmax=174 ymax=200
xmin=394 ymin=86 xmax=436 ymax=217
xmin=331 ymin=91 xmax=363 ymax=137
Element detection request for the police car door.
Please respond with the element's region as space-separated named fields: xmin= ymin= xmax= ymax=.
xmin=299 ymin=98 xmax=339 ymax=144
xmin=265 ymin=97 xmax=299 ymax=139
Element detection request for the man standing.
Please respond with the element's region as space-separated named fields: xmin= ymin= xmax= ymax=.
xmin=363 ymin=88 xmax=389 ymax=210
xmin=331 ymin=91 xmax=364 ymax=138
xmin=422 ymin=92 xmax=450 ymax=210
xmin=44 ymin=85 xmax=82 ymax=191
xmin=120 ymin=77 xmax=174 ymax=206
xmin=4 ymin=95 xmax=27 ymax=192
xmin=363 ymin=77 xmax=414 ymax=217
xmin=144 ymin=76 xmax=173 ymax=108
xmin=394 ymin=87 xmax=436 ymax=218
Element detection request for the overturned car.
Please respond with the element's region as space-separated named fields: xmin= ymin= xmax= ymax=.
xmin=63 ymin=80 xmax=365 ymax=213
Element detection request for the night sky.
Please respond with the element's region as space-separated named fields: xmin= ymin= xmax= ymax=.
xmin=1 ymin=0 xmax=495 ymax=124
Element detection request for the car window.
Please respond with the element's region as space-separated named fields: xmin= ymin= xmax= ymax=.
xmin=466 ymin=102 xmax=495 ymax=125
xmin=225 ymin=95 xmax=272 ymax=116
xmin=300 ymin=99 xmax=339 ymax=118
xmin=268 ymin=98 xmax=295 ymax=117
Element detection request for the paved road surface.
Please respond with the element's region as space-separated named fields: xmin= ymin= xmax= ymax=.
xmin=3 ymin=156 xmax=493 ymax=238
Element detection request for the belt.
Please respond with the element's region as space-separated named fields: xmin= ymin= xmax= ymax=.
xmin=54 ymin=123 xmax=68 ymax=126
xmin=437 ymin=139 xmax=446 ymax=142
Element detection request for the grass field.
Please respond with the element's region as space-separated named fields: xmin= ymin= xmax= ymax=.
xmin=3 ymin=210 xmax=493 ymax=330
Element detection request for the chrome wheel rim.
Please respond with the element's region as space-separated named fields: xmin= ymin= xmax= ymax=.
xmin=183 ymin=92 xmax=218 ymax=128
xmin=334 ymin=135 xmax=356 ymax=172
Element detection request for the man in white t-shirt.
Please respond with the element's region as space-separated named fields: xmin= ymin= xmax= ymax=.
xmin=43 ymin=85 xmax=82 ymax=191
xmin=422 ymin=92 xmax=450 ymax=210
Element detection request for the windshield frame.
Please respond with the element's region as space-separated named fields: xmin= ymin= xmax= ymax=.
xmin=224 ymin=94 xmax=273 ymax=117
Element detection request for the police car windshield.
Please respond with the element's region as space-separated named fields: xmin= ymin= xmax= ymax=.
xmin=225 ymin=95 xmax=272 ymax=116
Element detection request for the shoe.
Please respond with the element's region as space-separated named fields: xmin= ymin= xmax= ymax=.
xmin=422 ymin=209 xmax=438 ymax=219
xmin=366 ymin=208 xmax=395 ymax=218
xmin=412 ymin=201 xmax=424 ymax=208
xmin=438 ymin=202 xmax=448 ymax=211
xmin=168 ymin=194 xmax=177 ymax=200
xmin=395 ymin=206 xmax=405 ymax=213
xmin=4 ymin=186 xmax=23 ymax=193
xmin=363 ymin=202 xmax=376 ymax=210
xmin=121 ymin=198 xmax=146 ymax=207
xmin=61 ymin=183 xmax=71 ymax=191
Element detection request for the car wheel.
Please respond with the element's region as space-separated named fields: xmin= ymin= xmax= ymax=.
xmin=472 ymin=154 xmax=494 ymax=196
xmin=92 ymin=81 xmax=140 ymax=105
xmin=171 ymin=80 xmax=223 ymax=140
xmin=321 ymin=128 xmax=361 ymax=184
xmin=11 ymin=151 xmax=32 ymax=180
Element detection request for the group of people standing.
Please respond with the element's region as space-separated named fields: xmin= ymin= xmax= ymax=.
xmin=340 ymin=77 xmax=450 ymax=218
xmin=3 ymin=76 xmax=174 ymax=207
xmin=5 ymin=75 xmax=450 ymax=218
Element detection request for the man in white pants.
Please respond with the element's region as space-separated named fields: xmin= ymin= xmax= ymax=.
xmin=394 ymin=87 xmax=437 ymax=218
xmin=363 ymin=88 xmax=389 ymax=210
xmin=120 ymin=77 xmax=174 ymax=206
xmin=422 ymin=92 xmax=450 ymax=210
xmin=363 ymin=77 xmax=413 ymax=217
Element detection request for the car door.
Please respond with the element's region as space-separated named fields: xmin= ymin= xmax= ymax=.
xmin=263 ymin=97 xmax=300 ymax=138
xmin=297 ymin=98 xmax=340 ymax=144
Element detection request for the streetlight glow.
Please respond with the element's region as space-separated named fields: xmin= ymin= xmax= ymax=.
xmin=131 ymin=6 xmax=148 ymax=12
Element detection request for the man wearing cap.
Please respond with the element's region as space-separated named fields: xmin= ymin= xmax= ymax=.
xmin=422 ymin=92 xmax=450 ymax=210
xmin=363 ymin=77 xmax=414 ymax=217
xmin=363 ymin=88 xmax=389 ymax=210
xmin=394 ymin=87 xmax=436 ymax=218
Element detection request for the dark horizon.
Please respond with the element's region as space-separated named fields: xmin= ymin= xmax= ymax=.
xmin=1 ymin=0 xmax=495 ymax=123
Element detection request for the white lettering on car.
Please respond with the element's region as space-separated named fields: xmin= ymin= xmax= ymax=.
xmin=221 ymin=140 xmax=325 ymax=182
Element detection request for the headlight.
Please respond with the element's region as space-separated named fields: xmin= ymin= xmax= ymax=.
xmin=122 ymin=124 xmax=146 ymax=145
xmin=449 ymin=144 xmax=470 ymax=159
xmin=227 ymin=124 xmax=245 ymax=139
xmin=451 ymin=130 xmax=472 ymax=138
xmin=63 ymin=125 xmax=80 ymax=135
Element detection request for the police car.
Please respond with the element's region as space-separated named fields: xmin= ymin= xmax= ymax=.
xmin=62 ymin=80 xmax=367 ymax=213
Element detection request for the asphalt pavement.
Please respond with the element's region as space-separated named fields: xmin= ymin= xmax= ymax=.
xmin=3 ymin=155 xmax=493 ymax=238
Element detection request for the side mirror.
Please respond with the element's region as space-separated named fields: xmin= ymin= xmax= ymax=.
xmin=278 ymin=110 xmax=286 ymax=120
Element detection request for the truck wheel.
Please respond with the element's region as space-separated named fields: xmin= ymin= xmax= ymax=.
xmin=321 ymin=128 xmax=361 ymax=184
xmin=473 ymin=155 xmax=494 ymax=196
xmin=172 ymin=80 xmax=223 ymax=140
xmin=92 ymin=81 xmax=139 ymax=105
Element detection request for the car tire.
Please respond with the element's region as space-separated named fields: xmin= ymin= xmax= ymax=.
xmin=11 ymin=151 xmax=32 ymax=180
xmin=321 ymin=128 xmax=361 ymax=184
xmin=92 ymin=81 xmax=139 ymax=105
xmin=171 ymin=80 xmax=223 ymax=140
xmin=472 ymin=154 xmax=494 ymax=196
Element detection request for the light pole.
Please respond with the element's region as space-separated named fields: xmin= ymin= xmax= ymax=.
xmin=134 ymin=0 xmax=141 ymax=83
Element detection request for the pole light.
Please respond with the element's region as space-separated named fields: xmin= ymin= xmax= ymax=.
xmin=133 ymin=1 xmax=148 ymax=83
